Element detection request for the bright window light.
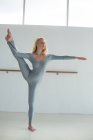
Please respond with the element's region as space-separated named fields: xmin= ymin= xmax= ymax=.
xmin=0 ymin=0 xmax=23 ymax=24
xmin=25 ymin=0 xmax=67 ymax=26
xmin=69 ymin=0 xmax=93 ymax=27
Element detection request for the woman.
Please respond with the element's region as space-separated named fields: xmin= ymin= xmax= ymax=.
xmin=5 ymin=29 xmax=86 ymax=132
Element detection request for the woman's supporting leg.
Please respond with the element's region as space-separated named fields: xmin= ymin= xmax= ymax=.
xmin=28 ymin=83 xmax=38 ymax=131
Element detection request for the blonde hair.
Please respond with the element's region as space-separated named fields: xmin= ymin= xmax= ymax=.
xmin=32 ymin=38 xmax=48 ymax=55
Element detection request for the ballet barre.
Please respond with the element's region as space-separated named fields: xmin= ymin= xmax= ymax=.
xmin=47 ymin=70 xmax=78 ymax=75
xmin=0 ymin=69 xmax=78 ymax=75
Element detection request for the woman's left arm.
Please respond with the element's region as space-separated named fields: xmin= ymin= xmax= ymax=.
xmin=48 ymin=54 xmax=87 ymax=61
xmin=75 ymin=57 xmax=87 ymax=60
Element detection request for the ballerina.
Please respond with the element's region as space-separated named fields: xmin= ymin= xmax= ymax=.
xmin=5 ymin=29 xmax=86 ymax=132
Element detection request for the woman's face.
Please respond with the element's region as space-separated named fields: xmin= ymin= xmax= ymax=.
xmin=36 ymin=39 xmax=46 ymax=51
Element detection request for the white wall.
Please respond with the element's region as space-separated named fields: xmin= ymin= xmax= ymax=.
xmin=0 ymin=25 xmax=92 ymax=114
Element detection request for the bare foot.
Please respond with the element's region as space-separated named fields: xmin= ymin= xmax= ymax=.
xmin=28 ymin=126 xmax=36 ymax=132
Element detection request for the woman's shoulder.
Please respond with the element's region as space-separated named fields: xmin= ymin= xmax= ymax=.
xmin=45 ymin=54 xmax=54 ymax=61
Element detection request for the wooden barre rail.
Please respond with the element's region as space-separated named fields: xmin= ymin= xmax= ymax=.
xmin=0 ymin=69 xmax=78 ymax=74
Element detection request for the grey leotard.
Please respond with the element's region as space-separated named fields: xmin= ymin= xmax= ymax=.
xmin=7 ymin=41 xmax=76 ymax=125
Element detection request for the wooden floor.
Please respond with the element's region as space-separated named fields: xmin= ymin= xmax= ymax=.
xmin=0 ymin=112 xmax=93 ymax=140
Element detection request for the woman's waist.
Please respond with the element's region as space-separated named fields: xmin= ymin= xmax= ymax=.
xmin=29 ymin=70 xmax=44 ymax=80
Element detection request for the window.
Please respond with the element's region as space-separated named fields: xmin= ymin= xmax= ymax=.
xmin=0 ymin=0 xmax=23 ymax=24
xmin=69 ymin=0 xmax=93 ymax=27
xmin=25 ymin=0 xmax=67 ymax=26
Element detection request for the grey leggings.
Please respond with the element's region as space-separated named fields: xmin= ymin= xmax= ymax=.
xmin=7 ymin=42 xmax=38 ymax=125
xmin=7 ymin=40 xmax=76 ymax=125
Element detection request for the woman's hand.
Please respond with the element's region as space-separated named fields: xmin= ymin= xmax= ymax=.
xmin=5 ymin=29 xmax=13 ymax=42
xmin=76 ymin=57 xmax=87 ymax=60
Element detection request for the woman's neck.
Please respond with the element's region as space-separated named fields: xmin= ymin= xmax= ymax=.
xmin=35 ymin=50 xmax=42 ymax=55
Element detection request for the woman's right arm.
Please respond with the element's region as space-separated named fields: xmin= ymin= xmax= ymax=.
xmin=5 ymin=29 xmax=33 ymax=59
xmin=7 ymin=40 xmax=32 ymax=59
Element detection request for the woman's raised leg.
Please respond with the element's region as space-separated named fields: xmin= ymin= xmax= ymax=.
xmin=7 ymin=41 xmax=31 ymax=81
